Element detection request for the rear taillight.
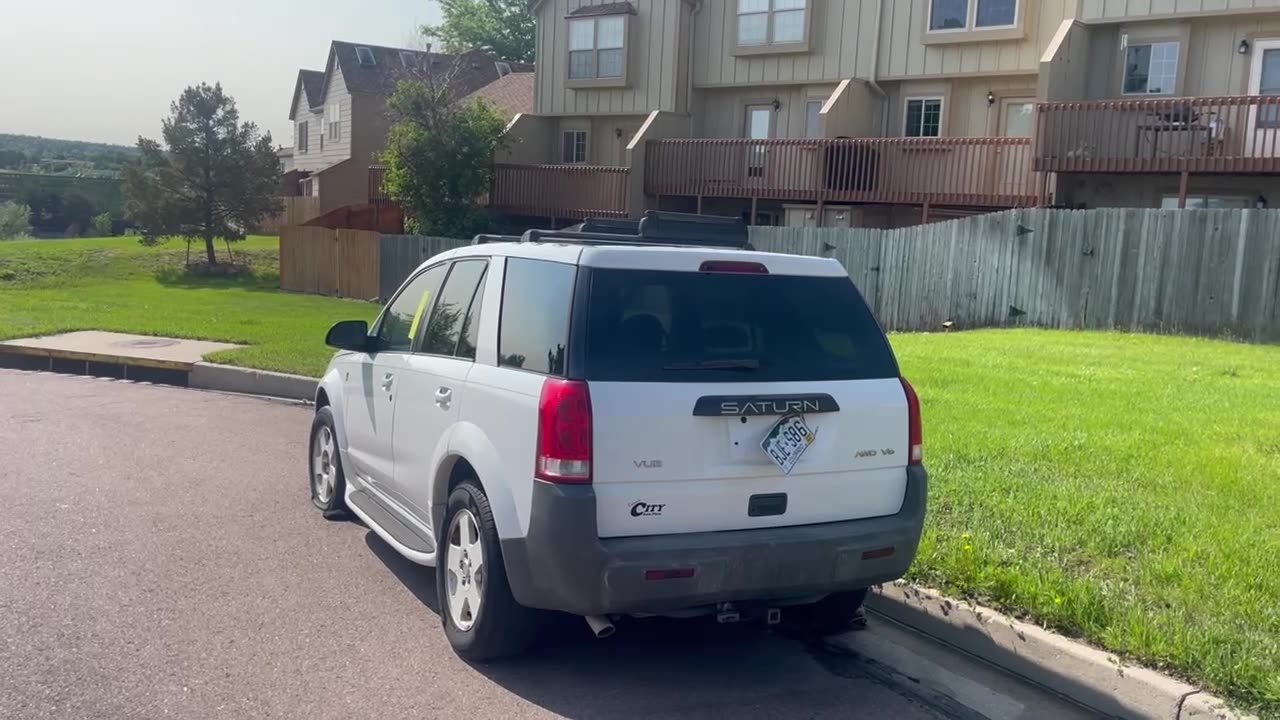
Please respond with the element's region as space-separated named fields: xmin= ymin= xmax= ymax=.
xmin=900 ymin=377 xmax=923 ymax=466
xmin=536 ymin=379 xmax=592 ymax=484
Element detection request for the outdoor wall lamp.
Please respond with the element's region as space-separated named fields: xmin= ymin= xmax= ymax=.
xmin=615 ymin=128 xmax=623 ymax=138
xmin=1257 ymin=194 xmax=1268 ymax=209
xmin=1239 ymin=38 xmax=1251 ymax=55
xmin=987 ymin=91 xmax=996 ymax=106
xmin=772 ymin=99 xmax=782 ymax=111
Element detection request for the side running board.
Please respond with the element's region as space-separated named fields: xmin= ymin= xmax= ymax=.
xmin=348 ymin=488 xmax=437 ymax=559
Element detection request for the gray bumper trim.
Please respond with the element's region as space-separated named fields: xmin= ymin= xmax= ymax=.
xmin=501 ymin=466 xmax=928 ymax=616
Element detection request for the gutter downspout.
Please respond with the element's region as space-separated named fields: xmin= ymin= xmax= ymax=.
xmin=869 ymin=0 xmax=891 ymax=137
xmin=687 ymin=0 xmax=703 ymax=135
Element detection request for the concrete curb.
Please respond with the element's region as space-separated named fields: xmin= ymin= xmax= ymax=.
xmin=188 ymin=362 xmax=317 ymax=401
xmin=827 ymin=582 xmax=1246 ymax=720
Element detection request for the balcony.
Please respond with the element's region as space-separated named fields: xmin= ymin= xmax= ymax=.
xmin=1035 ymin=95 xmax=1280 ymax=174
xmin=645 ymin=137 xmax=1037 ymax=208
xmin=490 ymin=164 xmax=630 ymax=220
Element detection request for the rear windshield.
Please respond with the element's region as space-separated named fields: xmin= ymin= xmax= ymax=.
xmin=582 ymin=268 xmax=897 ymax=383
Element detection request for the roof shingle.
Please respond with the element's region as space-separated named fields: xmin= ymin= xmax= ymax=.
xmin=464 ymin=72 xmax=535 ymax=120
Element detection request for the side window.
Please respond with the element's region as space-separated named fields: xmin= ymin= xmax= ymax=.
xmin=498 ymin=258 xmax=577 ymax=375
xmin=376 ymin=264 xmax=447 ymax=352
xmin=457 ymin=267 xmax=487 ymax=360
xmin=421 ymin=260 xmax=488 ymax=357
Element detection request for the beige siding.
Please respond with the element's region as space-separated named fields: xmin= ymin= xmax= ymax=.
xmin=693 ymin=0 xmax=878 ymax=86
xmin=1039 ymin=21 xmax=1094 ymax=100
xmin=498 ymin=115 xmax=559 ymax=164
xmin=883 ymin=76 xmax=1037 ymax=137
xmin=1072 ymin=14 xmax=1280 ymax=98
xmin=694 ymin=84 xmax=839 ymax=138
xmin=555 ymin=116 xmax=649 ymax=164
xmin=1080 ymin=0 xmax=1280 ymax=22
xmin=878 ymin=0 xmax=1079 ymax=79
xmin=535 ymin=0 xmax=688 ymax=115
xmin=822 ymin=80 xmax=885 ymax=137
xmin=293 ymin=66 xmax=354 ymax=173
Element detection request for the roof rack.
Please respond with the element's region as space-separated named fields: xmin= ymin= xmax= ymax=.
xmin=472 ymin=211 xmax=752 ymax=250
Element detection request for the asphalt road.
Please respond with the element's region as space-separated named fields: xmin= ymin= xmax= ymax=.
xmin=0 ymin=369 xmax=943 ymax=720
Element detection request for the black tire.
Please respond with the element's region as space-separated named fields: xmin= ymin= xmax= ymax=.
xmin=308 ymin=407 xmax=348 ymax=514
xmin=786 ymin=588 xmax=869 ymax=635
xmin=437 ymin=479 xmax=539 ymax=662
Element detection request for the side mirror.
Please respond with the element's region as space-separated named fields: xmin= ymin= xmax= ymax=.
xmin=325 ymin=320 xmax=371 ymax=352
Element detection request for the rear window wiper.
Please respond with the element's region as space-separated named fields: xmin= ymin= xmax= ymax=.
xmin=662 ymin=359 xmax=761 ymax=371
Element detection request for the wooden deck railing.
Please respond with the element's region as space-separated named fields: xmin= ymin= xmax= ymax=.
xmin=645 ymin=137 xmax=1037 ymax=207
xmin=1035 ymin=95 xmax=1280 ymax=173
xmin=369 ymin=166 xmax=390 ymax=202
xmin=490 ymin=164 xmax=630 ymax=219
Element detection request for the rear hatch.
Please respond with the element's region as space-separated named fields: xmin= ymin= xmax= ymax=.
xmin=578 ymin=255 xmax=910 ymax=538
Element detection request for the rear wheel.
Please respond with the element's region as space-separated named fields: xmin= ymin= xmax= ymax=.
xmin=438 ymin=479 xmax=539 ymax=661
xmin=786 ymin=588 xmax=869 ymax=635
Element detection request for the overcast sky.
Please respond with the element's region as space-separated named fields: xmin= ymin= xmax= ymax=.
xmin=0 ymin=0 xmax=442 ymax=147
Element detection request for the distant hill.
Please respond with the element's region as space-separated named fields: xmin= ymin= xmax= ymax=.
xmin=0 ymin=133 xmax=139 ymax=178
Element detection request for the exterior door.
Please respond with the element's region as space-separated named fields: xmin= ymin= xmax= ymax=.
xmin=744 ymin=105 xmax=773 ymax=185
xmin=344 ymin=264 xmax=447 ymax=488
xmin=996 ymin=98 xmax=1036 ymax=198
xmin=1247 ymin=40 xmax=1280 ymax=157
xmin=389 ymin=259 xmax=489 ymax=526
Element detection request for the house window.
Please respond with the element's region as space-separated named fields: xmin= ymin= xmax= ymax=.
xmin=355 ymin=46 xmax=376 ymax=66
xmin=929 ymin=0 xmax=1018 ymax=31
xmin=1124 ymin=41 xmax=1179 ymax=95
xmin=328 ymin=103 xmax=341 ymax=141
xmin=738 ymin=0 xmax=807 ymax=46
xmin=904 ymin=98 xmax=944 ymax=137
xmin=568 ymin=16 xmax=625 ymax=80
xmin=561 ymin=130 xmax=587 ymax=164
xmin=400 ymin=51 xmax=417 ymax=69
xmin=1160 ymin=195 xmax=1251 ymax=209
xmin=805 ymin=99 xmax=824 ymax=138
xmin=297 ymin=121 xmax=308 ymax=153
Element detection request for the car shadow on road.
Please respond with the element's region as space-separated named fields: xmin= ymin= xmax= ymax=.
xmin=362 ymin=530 xmax=888 ymax=720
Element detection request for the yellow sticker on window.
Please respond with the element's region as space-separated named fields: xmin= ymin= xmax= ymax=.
xmin=407 ymin=290 xmax=432 ymax=342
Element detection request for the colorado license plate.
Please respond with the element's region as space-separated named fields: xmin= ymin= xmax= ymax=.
xmin=760 ymin=414 xmax=815 ymax=475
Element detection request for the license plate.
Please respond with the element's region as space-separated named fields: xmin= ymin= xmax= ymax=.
xmin=760 ymin=414 xmax=815 ymax=475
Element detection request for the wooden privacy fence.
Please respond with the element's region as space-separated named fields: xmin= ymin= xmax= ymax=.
xmin=379 ymin=235 xmax=472 ymax=299
xmin=258 ymin=196 xmax=321 ymax=234
xmin=279 ymin=226 xmax=382 ymax=299
xmin=751 ymin=208 xmax=1280 ymax=342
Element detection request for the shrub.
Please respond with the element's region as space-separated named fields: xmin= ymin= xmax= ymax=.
xmin=0 ymin=201 xmax=33 ymax=240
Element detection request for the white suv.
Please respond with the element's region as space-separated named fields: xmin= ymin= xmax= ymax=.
xmin=309 ymin=214 xmax=926 ymax=661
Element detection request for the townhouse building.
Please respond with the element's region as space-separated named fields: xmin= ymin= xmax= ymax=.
xmin=490 ymin=0 xmax=1280 ymax=227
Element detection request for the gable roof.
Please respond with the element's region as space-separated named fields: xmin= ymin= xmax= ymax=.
xmin=288 ymin=70 xmax=326 ymax=120
xmin=463 ymin=71 xmax=535 ymax=120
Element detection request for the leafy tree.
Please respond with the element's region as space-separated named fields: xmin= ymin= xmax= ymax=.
xmin=424 ymin=0 xmax=535 ymax=63
xmin=90 ymin=212 xmax=114 ymax=237
xmin=0 ymin=201 xmax=32 ymax=240
xmin=382 ymin=67 xmax=507 ymax=238
xmin=122 ymin=83 xmax=280 ymax=265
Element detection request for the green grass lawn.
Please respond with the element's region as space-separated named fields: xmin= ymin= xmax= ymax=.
xmin=3 ymin=237 xmax=1278 ymax=713
xmin=893 ymin=330 xmax=1280 ymax=715
xmin=0 ymin=236 xmax=375 ymax=377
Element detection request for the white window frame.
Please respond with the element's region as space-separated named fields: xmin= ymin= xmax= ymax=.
xmin=1122 ymin=41 xmax=1180 ymax=96
xmin=561 ymin=130 xmax=588 ymax=164
xmin=567 ymin=16 xmax=627 ymax=82
xmin=736 ymin=0 xmax=809 ymax=49
xmin=1159 ymin=194 xmax=1252 ymax=209
xmin=805 ymin=98 xmax=824 ymax=138
xmin=927 ymin=0 xmax=1019 ymax=34
xmin=328 ymin=103 xmax=341 ymax=141
xmin=297 ymin=121 xmax=309 ymax=153
xmin=904 ymin=96 xmax=945 ymax=138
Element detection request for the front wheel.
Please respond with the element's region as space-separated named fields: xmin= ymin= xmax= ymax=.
xmin=309 ymin=407 xmax=347 ymax=514
xmin=438 ymin=479 xmax=539 ymax=662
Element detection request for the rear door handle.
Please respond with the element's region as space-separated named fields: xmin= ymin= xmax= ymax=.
xmin=434 ymin=386 xmax=452 ymax=408
xmin=380 ymin=373 xmax=395 ymax=390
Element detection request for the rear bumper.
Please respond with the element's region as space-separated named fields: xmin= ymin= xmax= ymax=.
xmin=501 ymin=467 xmax=927 ymax=616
